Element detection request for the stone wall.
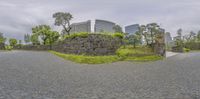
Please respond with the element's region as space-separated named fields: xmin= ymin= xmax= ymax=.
xmin=52 ymin=34 xmax=122 ymax=55
xmin=153 ymin=33 xmax=166 ymax=56
xmin=15 ymin=45 xmax=51 ymax=51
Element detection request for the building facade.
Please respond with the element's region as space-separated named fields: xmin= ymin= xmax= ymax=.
xmin=94 ymin=19 xmax=116 ymax=33
xmin=125 ymin=24 xmax=139 ymax=35
xmin=70 ymin=20 xmax=91 ymax=34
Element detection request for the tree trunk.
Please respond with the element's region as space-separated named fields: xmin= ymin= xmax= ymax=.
xmin=62 ymin=25 xmax=71 ymax=35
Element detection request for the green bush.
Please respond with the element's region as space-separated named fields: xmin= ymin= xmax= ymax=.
xmin=65 ymin=32 xmax=89 ymax=39
xmin=49 ymin=51 xmax=119 ymax=64
xmin=5 ymin=45 xmax=13 ymax=50
xmin=183 ymin=48 xmax=190 ymax=52
xmin=63 ymin=32 xmax=124 ymax=40
xmin=116 ymin=48 xmax=133 ymax=58
xmin=112 ymin=33 xmax=124 ymax=39
xmin=116 ymin=46 xmax=154 ymax=57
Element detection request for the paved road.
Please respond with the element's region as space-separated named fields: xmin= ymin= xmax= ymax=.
xmin=0 ymin=51 xmax=200 ymax=99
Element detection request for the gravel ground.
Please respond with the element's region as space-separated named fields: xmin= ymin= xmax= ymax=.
xmin=0 ymin=50 xmax=200 ymax=99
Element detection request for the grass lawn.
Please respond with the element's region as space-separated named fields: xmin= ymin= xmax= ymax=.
xmin=49 ymin=46 xmax=163 ymax=64
xmin=125 ymin=55 xmax=163 ymax=62
xmin=49 ymin=51 xmax=120 ymax=64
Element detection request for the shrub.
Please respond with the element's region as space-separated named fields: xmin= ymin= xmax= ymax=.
xmin=183 ymin=48 xmax=190 ymax=52
xmin=116 ymin=48 xmax=133 ymax=58
xmin=116 ymin=46 xmax=154 ymax=58
xmin=112 ymin=33 xmax=124 ymax=39
xmin=65 ymin=32 xmax=89 ymax=39
xmin=5 ymin=45 xmax=13 ymax=50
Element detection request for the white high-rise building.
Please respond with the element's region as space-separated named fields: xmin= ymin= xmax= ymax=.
xmin=94 ymin=19 xmax=116 ymax=33
xmin=70 ymin=20 xmax=91 ymax=34
xmin=125 ymin=24 xmax=139 ymax=35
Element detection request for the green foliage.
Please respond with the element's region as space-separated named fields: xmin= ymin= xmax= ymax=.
xmin=9 ymin=38 xmax=17 ymax=46
xmin=5 ymin=45 xmax=13 ymax=50
xmin=116 ymin=46 xmax=154 ymax=58
xmin=49 ymin=51 xmax=119 ymax=64
xmin=63 ymin=32 xmax=124 ymax=40
xmin=112 ymin=33 xmax=124 ymax=39
xmin=31 ymin=25 xmax=60 ymax=46
xmin=113 ymin=25 xmax=123 ymax=33
xmin=32 ymin=25 xmax=51 ymax=45
xmin=53 ymin=12 xmax=73 ymax=35
xmin=0 ymin=33 xmax=6 ymax=44
xmin=183 ymin=48 xmax=190 ymax=52
xmin=50 ymin=49 xmax=161 ymax=64
xmin=64 ymin=32 xmax=89 ymax=39
xmin=45 ymin=31 xmax=60 ymax=46
xmin=31 ymin=34 xmax=40 ymax=45
xmin=126 ymin=32 xmax=142 ymax=48
xmin=138 ymin=23 xmax=165 ymax=48
xmin=49 ymin=45 xmax=162 ymax=64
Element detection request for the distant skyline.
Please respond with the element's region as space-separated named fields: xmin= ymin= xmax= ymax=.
xmin=0 ymin=0 xmax=200 ymax=40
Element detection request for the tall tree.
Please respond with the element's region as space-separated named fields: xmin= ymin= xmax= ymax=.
xmin=185 ymin=31 xmax=196 ymax=42
xmin=146 ymin=23 xmax=160 ymax=45
xmin=139 ymin=25 xmax=149 ymax=46
xmin=32 ymin=25 xmax=60 ymax=48
xmin=127 ymin=32 xmax=142 ymax=48
xmin=175 ymin=28 xmax=184 ymax=48
xmin=31 ymin=34 xmax=40 ymax=45
xmin=45 ymin=31 xmax=60 ymax=49
xmin=53 ymin=12 xmax=73 ymax=35
xmin=9 ymin=38 xmax=17 ymax=46
xmin=113 ymin=25 xmax=123 ymax=33
xmin=32 ymin=25 xmax=51 ymax=45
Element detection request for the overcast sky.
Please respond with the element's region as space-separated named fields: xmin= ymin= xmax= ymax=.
xmin=0 ymin=0 xmax=200 ymax=40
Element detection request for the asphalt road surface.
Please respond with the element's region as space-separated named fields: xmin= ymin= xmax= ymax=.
xmin=0 ymin=51 xmax=200 ymax=99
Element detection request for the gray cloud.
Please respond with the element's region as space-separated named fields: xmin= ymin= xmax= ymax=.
xmin=0 ymin=0 xmax=200 ymax=40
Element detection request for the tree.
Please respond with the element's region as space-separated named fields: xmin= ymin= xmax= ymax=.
xmin=31 ymin=34 xmax=40 ymax=45
xmin=9 ymin=38 xmax=17 ymax=46
xmin=138 ymin=23 xmax=163 ymax=48
xmin=45 ymin=31 xmax=60 ymax=49
xmin=32 ymin=25 xmax=60 ymax=48
xmin=32 ymin=25 xmax=51 ymax=45
xmin=139 ymin=25 xmax=149 ymax=45
xmin=0 ymin=33 xmax=6 ymax=44
xmin=24 ymin=34 xmax=31 ymax=44
xmin=127 ymin=32 xmax=142 ymax=48
xmin=146 ymin=23 xmax=160 ymax=45
xmin=53 ymin=12 xmax=73 ymax=35
xmin=184 ymin=31 xmax=196 ymax=42
xmin=175 ymin=28 xmax=184 ymax=48
xmin=113 ymin=25 xmax=123 ymax=33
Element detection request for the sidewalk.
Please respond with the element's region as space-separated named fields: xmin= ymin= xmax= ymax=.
xmin=166 ymin=51 xmax=179 ymax=58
